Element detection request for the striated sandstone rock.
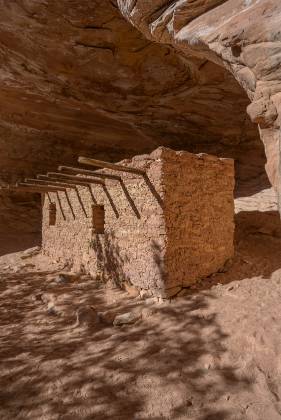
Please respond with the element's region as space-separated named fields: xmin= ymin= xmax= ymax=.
xmin=118 ymin=0 xmax=281 ymax=213
xmin=0 ymin=0 xmax=275 ymax=246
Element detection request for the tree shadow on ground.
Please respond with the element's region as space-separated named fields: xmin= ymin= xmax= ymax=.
xmin=0 ymin=270 xmax=252 ymax=420
xmin=1 ymin=206 xmax=280 ymax=419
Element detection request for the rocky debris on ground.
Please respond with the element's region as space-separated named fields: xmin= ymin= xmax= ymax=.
xmin=49 ymin=272 xmax=91 ymax=286
xmin=123 ymin=281 xmax=139 ymax=297
xmin=53 ymin=273 xmax=71 ymax=285
xmin=139 ymin=289 xmax=153 ymax=300
xmin=113 ymin=311 xmax=141 ymax=326
xmin=47 ymin=306 xmax=60 ymax=316
xmin=20 ymin=246 xmax=41 ymax=259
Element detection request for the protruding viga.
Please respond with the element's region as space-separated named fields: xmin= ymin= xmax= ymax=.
xmin=42 ymin=147 xmax=235 ymax=297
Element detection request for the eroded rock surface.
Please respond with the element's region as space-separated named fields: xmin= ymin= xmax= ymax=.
xmin=0 ymin=0 xmax=279 ymax=249
xmin=118 ymin=0 xmax=281 ymax=209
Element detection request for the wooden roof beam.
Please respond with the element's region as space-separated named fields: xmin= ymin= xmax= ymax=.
xmin=47 ymin=172 xmax=106 ymax=186
xmin=37 ymin=174 xmax=92 ymax=188
xmin=78 ymin=156 xmax=145 ymax=175
xmin=17 ymin=182 xmax=66 ymax=192
xmin=58 ymin=165 xmax=121 ymax=181
xmin=1 ymin=183 xmax=65 ymax=193
xmin=25 ymin=178 xmax=76 ymax=190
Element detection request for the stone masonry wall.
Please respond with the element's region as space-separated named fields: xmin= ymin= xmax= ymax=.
xmin=42 ymin=147 xmax=234 ymax=297
xmin=42 ymin=148 xmax=166 ymax=291
xmin=162 ymin=149 xmax=234 ymax=295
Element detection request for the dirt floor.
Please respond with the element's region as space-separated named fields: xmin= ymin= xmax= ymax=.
xmin=0 ymin=188 xmax=281 ymax=420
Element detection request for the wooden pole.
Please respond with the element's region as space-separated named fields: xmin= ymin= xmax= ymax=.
xmin=38 ymin=174 xmax=93 ymax=188
xmin=25 ymin=178 xmax=76 ymax=189
xmin=58 ymin=165 xmax=121 ymax=181
xmin=17 ymin=182 xmax=66 ymax=192
xmin=2 ymin=185 xmax=64 ymax=194
xmin=47 ymin=172 xmax=106 ymax=186
xmin=78 ymin=156 xmax=145 ymax=175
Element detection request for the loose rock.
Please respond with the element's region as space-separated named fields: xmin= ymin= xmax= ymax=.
xmin=54 ymin=274 xmax=70 ymax=285
xmin=113 ymin=311 xmax=140 ymax=326
xmin=47 ymin=306 xmax=59 ymax=316
xmin=140 ymin=289 xmax=152 ymax=300
xmin=123 ymin=281 xmax=139 ymax=297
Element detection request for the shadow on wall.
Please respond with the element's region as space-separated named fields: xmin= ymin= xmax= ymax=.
xmin=89 ymin=210 xmax=281 ymax=292
xmin=151 ymin=239 xmax=167 ymax=284
xmin=91 ymin=231 xmax=130 ymax=287
xmin=0 ymin=271 xmax=252 ymax=420
xmin=86 ymin=174 xmax=164 ymax=286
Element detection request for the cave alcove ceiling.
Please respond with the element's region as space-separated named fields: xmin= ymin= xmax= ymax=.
xmin=0 ymin=0 xmax=279 ymax=250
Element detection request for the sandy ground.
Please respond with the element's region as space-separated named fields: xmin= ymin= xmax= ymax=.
xmin=0 ymin=188 xmax=280 ymax=420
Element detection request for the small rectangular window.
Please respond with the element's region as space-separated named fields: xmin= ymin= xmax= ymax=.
xmin=92 ymin=205 xmax=105 ymax=234
xmin=49 ymin=202 xmax=56 ymax=226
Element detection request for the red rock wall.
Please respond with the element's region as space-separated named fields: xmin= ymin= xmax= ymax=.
xmin=0 ymin=0 xmax=272 ymax=248
xmin=118 ymin=0 xmax=281 ymax=214
xmin=42 ymin=147 xmax=234 ymax=296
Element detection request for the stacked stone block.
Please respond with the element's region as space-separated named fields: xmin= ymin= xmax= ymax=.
xmin=42 ymin=147 xmax=234 ymax=297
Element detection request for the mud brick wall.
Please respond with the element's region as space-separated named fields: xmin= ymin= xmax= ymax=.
xmin=42 ymin=147 xmax=234 ymax=297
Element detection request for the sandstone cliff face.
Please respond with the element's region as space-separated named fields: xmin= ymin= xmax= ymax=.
xmin=0 ymin=0 xmax=278 ymax=251
xmin=117 ymin=0 xmax=281 ymax=209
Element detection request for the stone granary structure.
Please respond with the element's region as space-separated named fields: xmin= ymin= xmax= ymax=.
xmin=38 ymin=147 xmax=234 ymax=298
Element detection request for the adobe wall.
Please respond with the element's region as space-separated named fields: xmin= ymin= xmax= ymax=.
xmin=42 ymin=147 xmax=234 ymax=297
